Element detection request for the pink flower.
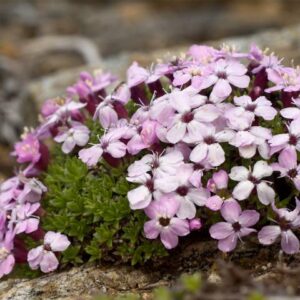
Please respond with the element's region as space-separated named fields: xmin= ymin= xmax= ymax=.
xmin=127 ymin=120 xmax=158 ymax=155
xmin=266 ymin=67 xmax=300 ymax=93
xmin=13 ymin=203 xmax=40 ymax=234
xmin=229 ymin=161 xmax=275 ymax=205
xmin=0 ymin=230 xmax=15 ymax=278
xmin=127 ymin=173 xmax=155 ymax=210
xmin=195 ymin=59 xmax=250 ymax=100
xmin=67 ymin=71 xmax=117 ymax=114
xmin=224 ymin=106 xmax=254 ymax=131
xmin=189 ymin=218 xmax=202 ymax=231
xmin=189 ymin=123 xmax=234 ymax=167
xmin=233 ymin=95 xmax=277 ymax=121
xmin=27 ymin=231 xmax=70 ymax=273
xmin=173 ymin=63 xmax=206 ymax=87
xmin=12 ymin=132 xmax=41 ymax=164
xmin=41 ymin=98 xmax=62 ymax=118
xmin=207 ymin=170 xmax=229 ymax=193
xmin=39 ymin=101 xmax=86 ymax=135
xmin=269 ymin=119 xmax=300 ymax=154
xmin=154 ymin=164 xmax=210 ymax=219
xmin=272 ymin=147 xmax=300 ymax=190
xmin=128 ymin=150 xmax=184 ymax=179
xmin=188 ymin=45 xmax=216 ymax=63
xmin=0 ymin=177 xmax=20 ymax=207
xmin=17 ymin=177 xmax=47 ymax=204
xmin=229 ymin=126 xmax=272 ymax=159
xmin=280 ymin=98 xmax=300 ymax=120
xmin=206 ymin=170 xmax=229 ymax=211
xmin=165 ymin=89 xmax=207 ymax=144
xmin=209 ymin=199 xmax=259 ymax=252
xmin=258 ymin=199 xmax=300 ymax=254
xmin=54 ymin=122 xmax=90 ymax=154
xmin=78 ymin=130 xmax=127 ymax=167
xmin=144 ymin=196 xmax=190 ymax=249
xmin=93 ymin=97 xmax=118 ymax=129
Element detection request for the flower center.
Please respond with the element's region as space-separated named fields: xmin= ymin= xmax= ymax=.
xmin=204 ymin=136 xmax=215 ymax=145
xmin=217 ymin=71 xmax=227 ymax=79
xmin=44 ymin=244 xmax=51 ymax=251
xmin=176 ymin=186 xmax=189 ymax=196
xmin=145 ymin=179 xmax=154 ymax=192
xmin=181 ymin=112 xmax=194 ymax=123
xmin=159 ymin=217 xmax=170 ymax=227
xmin=232 ymin=222 xmax=241 ymax=232
xmin=288 ymin=169 xmax=298 ymax=178
xmin=246 ymin=104 xmax=256 ymax=112
xmin=194 ymin=163 xmax=204 ymax=170
xmin=248 ymin=174 xmax=258 ymax=184
xmin=279 ymin=218 xmax=291 ymax=231
xmin=101 ymin=141 xmax=108 ymax=149
xmin=289 ymin=135 xmax=298 ymax=145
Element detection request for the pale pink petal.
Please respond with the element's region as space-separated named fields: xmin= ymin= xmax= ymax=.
xmin=40 ymin=251 xmax=59 ymax=273
xmin=176 ymin=197 xmax=196 ymax=219
xmin=62 ymin=136 xmax=76 ymax=154
xmin=190 ymin=143 xmax=208 ymax=163
xmin=186 ymin=188 xmax=210 ymax=206
xmin=44 ymin=232 xmax=70 ymax=252
xmin=106 ymin=141 xmax=127 ymax=158
xmin=238 ymin=210 xmax=260 ymax=227
xmin=209 ymin=222 xmax=234 ymax=239
xmin=281 ymin=230 xmax=300 ymax=254
xmin=255 ymin=106 xmax=277 ymax=120
xmin=160 ymin=230 xmax=179 ymax=249
xmin=144 ymin=220 xmax=160 ymax=239
xmin=228 ymin=75 xmax=250 ymax=88
xmin=290 ymin=119 xmax=300 ymax=136
xmin=207 ymin=143 xmax=225 ymax=167
xmin=256 ymin=182 xmax=275 ymax=205
xmin=78 ymin=145 xmax=103 ymax=167
xmin=269 ymin=134 xmax=289 ymax=147
xmin=229 ymin=166 xmax=249 ymax=181
xmin=221 ymin=199 xmax=241 ymax=223
xmin=218 ymin=234 xmax=238 ymax=252
xmin=212 ymin=79 xmax=232 ymax=98
xmin=278 ymin=147 xmax=297 ymax=170
xmin=195 ymin=104 xmax=220 ymax=122
xmin=170 ymin=218 xmax=190 ymax=236
xmin=239 ymin=145 xmax=257 ymax=159
xmin=206 ymin=195 xmax=223 ymax=211
xmin=258 ymin=225 xmax=281 ymax=245
xmin=252 ymin=161 xmax=273 ymax=179
xmin=0 ymin=255 xmax=15 ymax=276
xmin=127 ymin=186 xmax=152 ymax=209
xmin=232 ymin=180 xmax=254 ymax=200
xmin=280 ymin=107 xmax=300 ymax=120
xmin=166 ymin=122 xmax=186 ymax=144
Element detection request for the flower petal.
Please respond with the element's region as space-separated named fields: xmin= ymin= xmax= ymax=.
xmin=258 ymin=225 xmax=281 ymax=245
xmin=281 ymin=230 xmax=300 ymax=254
xmin=232 ymin=180 xmax=254 ymax=201
xmin=256 ymin=182 xmax=275 ymax=205
xmin=209 ymin=222 xmax=234 ymax=239
xmin=221 ymin=199 xmax=241 ymax=223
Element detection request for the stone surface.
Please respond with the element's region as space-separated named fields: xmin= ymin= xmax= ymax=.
xmin=28 ymin=23 xmax=300 ymax=108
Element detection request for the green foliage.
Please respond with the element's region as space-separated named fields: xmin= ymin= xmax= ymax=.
xmin=42 ymin=143 xmax=167 ymax=267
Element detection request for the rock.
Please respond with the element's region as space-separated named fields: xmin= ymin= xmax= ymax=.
xmin=28 ymin=23 xmax=300 ymax=109
xmin=0 ymin=265 xmax=163 ymax=300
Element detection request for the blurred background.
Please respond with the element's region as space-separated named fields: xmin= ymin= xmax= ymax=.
xmin=1 ymin=0 xmax=300 ymax=177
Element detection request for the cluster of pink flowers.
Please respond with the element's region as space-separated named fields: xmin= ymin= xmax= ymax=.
xmin=3 ymin=44 xmax=300 ymax=278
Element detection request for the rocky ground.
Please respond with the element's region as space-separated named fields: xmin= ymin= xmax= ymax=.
xmin=2 ymin=239 xmax=300 ymax=300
